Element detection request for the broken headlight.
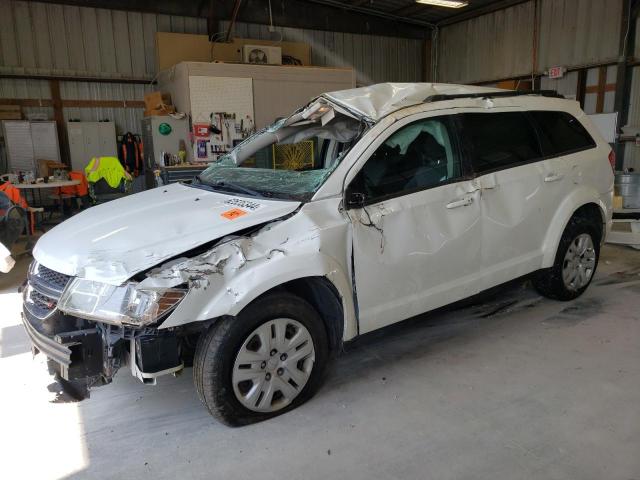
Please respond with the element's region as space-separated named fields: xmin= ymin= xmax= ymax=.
xmin=57 ymin=278 xmax=186 ymax=327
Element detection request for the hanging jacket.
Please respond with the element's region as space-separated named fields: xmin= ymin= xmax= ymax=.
xmin=85 ymin=157 xmax=132 ymax=189
xmin=120 ymin=132 xmax=142 ymax=176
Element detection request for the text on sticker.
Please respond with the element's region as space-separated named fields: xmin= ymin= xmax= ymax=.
xmin=224 ymin=198 xmax=263 ymax=211
xmin=221 ymin=208 xmax=247 ymax=220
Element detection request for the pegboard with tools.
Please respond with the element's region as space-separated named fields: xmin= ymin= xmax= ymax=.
xmin=189 ymin=76 xmax=256 ymax=162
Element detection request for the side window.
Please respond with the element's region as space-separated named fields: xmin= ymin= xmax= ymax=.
xmin=463 ymin=112 xmax=542 ymax=174
xmin=351 ymin=116 xmax=461 ymax=201
xmin=529 ymin=111 xmax=596 ymax=156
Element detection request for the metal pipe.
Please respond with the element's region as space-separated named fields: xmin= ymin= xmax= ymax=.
xmin=225 ymin=0 xmax=244 ymax=42
xmin=531 ymin=0 xmax=538 ymax=87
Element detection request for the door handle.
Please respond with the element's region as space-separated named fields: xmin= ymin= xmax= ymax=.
xmin=544 ymin=172 xmax=564 ymax=183
xmin=446 ymin=196 xmax=474 ymax=209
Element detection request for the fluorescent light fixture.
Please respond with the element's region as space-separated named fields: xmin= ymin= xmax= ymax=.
xmin=416 ymin=0 xmax=469 ymax=8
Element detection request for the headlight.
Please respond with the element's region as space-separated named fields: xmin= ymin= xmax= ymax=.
xmin=57 ymin=278 xmax=186 ymax=327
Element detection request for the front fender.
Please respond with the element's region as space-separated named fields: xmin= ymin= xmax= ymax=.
xmin=541 ymin=185 xmax=611 ymax=267
xmin=146 ymin=205 xmax=357 ymax=341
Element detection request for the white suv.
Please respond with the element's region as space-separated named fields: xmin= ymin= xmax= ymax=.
xmin=23 ymin=83 xmax=614 ymax=426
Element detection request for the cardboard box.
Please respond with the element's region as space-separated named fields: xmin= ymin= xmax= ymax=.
xmin=144 ymin=105 xmax=176 ymax=117
xmin=144 ymin=91 xmax=172 ymax=111
xmin=155 ymin=32 xmax=312 ymax=71
xmin=0 ymin=105 xmax=22 ymax=120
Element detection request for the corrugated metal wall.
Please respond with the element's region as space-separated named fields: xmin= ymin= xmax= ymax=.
xmin=222 ymin=21 xmax=425 ymax=86
xmin=0 ymin=0 xmax=207 ymax=133
xmin=0 ymin=1 xmax=425 ymax=138
xmin=0 ymin=0 xmax=207 ymax=77
xmin=437 ymin=0 xmax=623 ymax=84
xmin=437 ymin=1 xmax=534 ymax=84
xmin=537 ymin=0 xmax=622 ymax=72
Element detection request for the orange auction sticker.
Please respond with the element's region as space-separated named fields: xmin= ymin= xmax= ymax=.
xmin=221 ymin=208 xmax=247 ymax=220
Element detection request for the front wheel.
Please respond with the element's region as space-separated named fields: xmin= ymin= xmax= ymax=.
xmin=193 ymin=292 xmax=329 ymax=426
xmin=533 ymin=215 xmax=600 ymax=301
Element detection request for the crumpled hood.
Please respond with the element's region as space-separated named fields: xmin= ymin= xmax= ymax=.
xmin=321 ymin=82 xmax=503 ymax=123
xmin=33 ymin=183 xmax=300 ymax=285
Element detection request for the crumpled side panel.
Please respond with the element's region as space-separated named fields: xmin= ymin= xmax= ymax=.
xmin=150 ymin=198 xmax=358 ymax=341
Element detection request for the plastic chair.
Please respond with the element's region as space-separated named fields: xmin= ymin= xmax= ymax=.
xmin=50 ymin=171 xmax=90 ymax=214
xmin=88 ymin=178 xmax=132 ymax=205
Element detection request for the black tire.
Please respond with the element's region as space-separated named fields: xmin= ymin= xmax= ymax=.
xmin=193 ymin=292 xmax=329 ymax=426
xmin=533 ymin=214 xmax=601 ymax=301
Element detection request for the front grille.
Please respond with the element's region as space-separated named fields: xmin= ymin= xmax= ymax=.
xmin=29 ymin=290 xmax=56 ymax=318
xmin=25 ymin=261 xmax=73 ymax=320
xmin=29 ymin=262 xmax=71 ymax=296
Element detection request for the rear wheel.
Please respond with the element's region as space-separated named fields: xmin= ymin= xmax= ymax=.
xmin=533 ymin=214 xmax=601 ymax=301
xmin=193 ymin=292 xmax=329 ymax=426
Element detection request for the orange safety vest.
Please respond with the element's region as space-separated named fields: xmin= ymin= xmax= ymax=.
xmin=0 ymin=182 xmax=28 ymax=209
xmin=59 ymin=171 xmax=89 ymax=196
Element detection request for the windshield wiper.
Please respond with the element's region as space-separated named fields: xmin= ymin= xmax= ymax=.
xmin=194 ymin=176 xmax=264 ymax=198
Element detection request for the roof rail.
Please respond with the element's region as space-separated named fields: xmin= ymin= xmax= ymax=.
xmin=424 ymin=90 xmax=564 ymax=103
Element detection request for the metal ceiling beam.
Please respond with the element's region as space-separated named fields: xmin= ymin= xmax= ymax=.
xmin=394 ymin=3 xmax=430 ymax=17
xmin=26 ymin=0 xmax=430 ymax=38
xmin=436 ymin=0 xmax=532 ymax=26
xmin=304 ymin=0 xmax=436 ymax=28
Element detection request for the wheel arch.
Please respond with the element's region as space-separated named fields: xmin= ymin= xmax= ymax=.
xmin=541 ymin=191 xmax=608 ymax=268
xmin=253 ymin=277 xmax=346 ymax=353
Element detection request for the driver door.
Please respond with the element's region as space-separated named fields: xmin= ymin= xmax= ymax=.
xmin=346 ymin=114 xmax=482 ymax=334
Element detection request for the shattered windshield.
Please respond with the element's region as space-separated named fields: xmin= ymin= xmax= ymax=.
xmin=196 ymin=107 xmax=365 ymax=202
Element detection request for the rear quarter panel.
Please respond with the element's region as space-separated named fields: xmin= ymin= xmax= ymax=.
xmin=541 ymin=107 xmax=614 ymax=267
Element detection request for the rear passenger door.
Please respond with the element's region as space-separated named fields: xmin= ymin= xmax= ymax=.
xmin=461 ymin=110 xmax=568 ymax=288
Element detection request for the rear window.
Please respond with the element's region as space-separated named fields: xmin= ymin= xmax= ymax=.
xmin=462 ymin=112 xmax=542 ymax=174
xmin=529 ymin=111 xmax=596 ymax=156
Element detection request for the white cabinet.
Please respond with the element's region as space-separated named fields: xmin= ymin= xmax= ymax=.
xmin=1 ymin=120 xmax=60 ymax=173
xmin=67 ymin=122 xmax=117 ymax=172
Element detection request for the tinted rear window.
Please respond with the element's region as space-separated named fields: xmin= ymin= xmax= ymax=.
xmin=529 ymin=111 xmax=596 ymax=156
xmin=463 ymin=112 xmax=542 ymax=174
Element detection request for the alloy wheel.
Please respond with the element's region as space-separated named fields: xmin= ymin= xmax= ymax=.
xmin=562 ymin=233 xmax=596 ymax=291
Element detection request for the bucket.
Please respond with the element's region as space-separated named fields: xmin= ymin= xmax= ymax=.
xmin=615 ymin=172 xmax=640 ymax=209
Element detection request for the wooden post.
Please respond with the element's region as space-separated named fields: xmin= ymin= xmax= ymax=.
xmin=49 ymin=79 xmax=69 ymax=166
xmin=576 ymin=69 xmax=587 ymax=110
xmin=595 ymin=65 xmax=607 ymax=114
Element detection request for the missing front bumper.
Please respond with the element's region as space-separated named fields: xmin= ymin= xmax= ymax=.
xmin=22 ymin=312 xmax=103 ymax=383
xmin=22 ymin=309 xmax=184 ymax=388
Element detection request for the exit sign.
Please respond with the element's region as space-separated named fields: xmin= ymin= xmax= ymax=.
xmin=548 ymin=66 xmax=565 ymax=79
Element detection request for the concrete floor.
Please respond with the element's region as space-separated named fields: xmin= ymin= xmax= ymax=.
xmin=1 ymin=245 xmax=639 ymax=480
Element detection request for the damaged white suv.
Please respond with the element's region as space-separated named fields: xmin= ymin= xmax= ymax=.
xmin=23 ymin=83 xmax=613 ymax=425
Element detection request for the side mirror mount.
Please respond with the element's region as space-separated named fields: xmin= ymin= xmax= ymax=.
xmin=345 ymin=190 xmax=366 ymax=209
